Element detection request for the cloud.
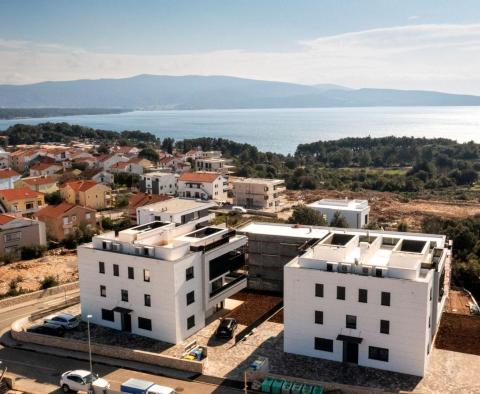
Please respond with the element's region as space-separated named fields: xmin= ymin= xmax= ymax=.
xmin=1 ymin=24 xmax=480 ymax=94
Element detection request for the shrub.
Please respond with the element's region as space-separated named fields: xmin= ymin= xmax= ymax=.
xmin=288 ymin=205 xmax=326 ymax=226
xmin=329 ymin=211 xmax=349 ymax=228
xmin=20 ymin=245 xmax=47 ymax=260
xmin=6 ymin=276 xmax=24 ymax=297
xmin=39 ymin=275 xmax=59 ymax=289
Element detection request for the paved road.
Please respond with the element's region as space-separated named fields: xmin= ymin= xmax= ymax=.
xmin=0 ymin=291 xmax=242 ymax=393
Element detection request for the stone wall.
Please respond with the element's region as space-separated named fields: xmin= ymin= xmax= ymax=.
xmin=11 ymin=317 xmax=204 ymax=374
xmin=0 ymin=281 xmax=79 ymax=309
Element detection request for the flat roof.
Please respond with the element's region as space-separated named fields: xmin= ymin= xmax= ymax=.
xmin=232 ymin=177 xmax=285 ymax=185
xmin=238 ymin=222 xmax=329 ymax=239
xmin=307 ymin=199 xmax=369 ymax=212
xmin=139 ymin=198 xmax=217 ymax=214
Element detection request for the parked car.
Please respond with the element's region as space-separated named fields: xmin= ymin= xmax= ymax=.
xmin=60 ymin=370 xmax=110 ymax=393
xmin=215 ymin=317 xmax=238 ymax=339
xmin=44 ymin=313 xmax=79 ymax=330
xmin=232 ymin=206 xmax=247 ymax=213
xmin=120 ymin=377 xmax=176 ymax=394
xmin=27 ymin=322 xmax=65 ymax=337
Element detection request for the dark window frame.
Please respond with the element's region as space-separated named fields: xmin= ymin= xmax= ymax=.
xmin=314 ymin=337 xmax=333 ymax=352
xmin=143 ymin=269 xmax=151 ymax=282
xmin=381 ymin=291 xmax=391 ymax=306
xmin=346 ymin=314 xmax=357 ymax=329
xmin=121 ymin=289 xmax=128 ymax=302
xmin=369 ymin=346 xmax=389 ymax=362
xmin=315 ymin=310 xmax=323 ymax=325
xmin=186 ymin=266 xmax=194 ymax=281
xmin=358 ymin=288 xmax=368 ymax=303
xmin=100 ymin=285 xmax=106 ymax=297
xmin=138 ymin=317 xmax=152 ymax=331
xmin=144 ymin=294 xmax=151 ymax=307
xmin=99 ymin=261 xmax=105 ymax=274
xmin=187 ymin=315 xmax=195 ymax=329
xmin=380 ymin=319 xmax=390 ymax=334
xmin=113 ymin=264 xmax=119 ymax=277
xmin=101 ymin=308 xmax=114 ymax=322
xmin=315 ymin=283 xmax=324 ymax=298
xmin=337 ymin=286 xmax=346 ymax=300
xmin=128 ymin=266 xmax=134 ymax=280
xmin=186 ymin=290 xmax=195 ymax=306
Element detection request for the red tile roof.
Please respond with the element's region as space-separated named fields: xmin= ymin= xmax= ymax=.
xmin=61 ymin=180 xmax=99 ymax=192
xmin=111 ymin=162 xmax=129 ymax=169
xmin=0 ymin=214 xmax=16 ymax=225
xmin=128 ymin=193 xmax=172 ymax=210
xmin=30 ymin=162 xmax=61 ymax=171
xmin=0 ymin=187 xmax=43 ymax=201
xmin=179 ymin=172 xmax=220 ymax=183
xmin=0 ymin=168 xmax=20 ymax=179
xmin=21 ymin=176 xmax=56 ymax=186
xmin=36 ymin=202 xmax=95 ymax=218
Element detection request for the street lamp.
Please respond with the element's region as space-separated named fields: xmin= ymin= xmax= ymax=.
xmin=86 ymin=314 xmax=94 ymax=394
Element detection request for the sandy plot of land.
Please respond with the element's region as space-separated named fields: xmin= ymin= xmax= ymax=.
xmin=0 ymin=250 xmax=77 ymax=295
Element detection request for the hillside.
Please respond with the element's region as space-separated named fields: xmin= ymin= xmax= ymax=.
xmin=1 ymin=75 xmax=480 ymax=109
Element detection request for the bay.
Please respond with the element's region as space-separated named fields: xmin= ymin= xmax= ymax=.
xmin=0 ymin=106 xmax=479 ymax=154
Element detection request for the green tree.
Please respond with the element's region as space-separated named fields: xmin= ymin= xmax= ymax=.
xmin=288 ymin=205 xmax=326 ymax=226
xmin=139 ymin=147 xmax=159 ymax=163
xmin=161 ymin=137 xmax=175 ymax=154
xmin=97 ymin=143 xmax=110 ymax=154
xmin=44 ymin=191 xmax=63 ymax=205
xmin=330 ymin=211 xmax=349 ymax=228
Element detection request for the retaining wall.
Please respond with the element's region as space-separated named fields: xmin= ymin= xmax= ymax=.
xmin=11 ymin=317 xmax=204 ymax=374
xmin=0 ymin=281 xmax=79 ymax=309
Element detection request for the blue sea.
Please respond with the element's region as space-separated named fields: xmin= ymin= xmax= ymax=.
xmin=1 ymin=106 xmax=479 ymax=154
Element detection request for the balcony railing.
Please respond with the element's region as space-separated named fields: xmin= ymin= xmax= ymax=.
xmin=210 ymin=274 xmax=247 ymax=298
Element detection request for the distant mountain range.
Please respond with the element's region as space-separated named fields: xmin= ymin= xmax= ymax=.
xmin=1 ymin=74 xmax=480 ymax=110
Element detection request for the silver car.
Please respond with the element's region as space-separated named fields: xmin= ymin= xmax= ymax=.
xmin=44 ymin=313 xmax=79 ymax=330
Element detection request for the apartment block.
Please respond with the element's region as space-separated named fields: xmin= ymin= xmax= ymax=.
xmin=139 ymin=172 xmax=178 ymax=195
xmin=178 ymin=172 xmax=227 ymax=202
xmin=307 ymin=199 xmax=370 ymax=228
xmin=136 ymin=198 xmax=216 ymax=226
xmin=78 ymin=221 xmax=247 ymax=343
xmin=195 ymin=151 xmax=233 ymax=175
xmin=232 ymin=177 xmax=285 ymax=211
xmin=284 ymin=227 xmax=451 ymax=376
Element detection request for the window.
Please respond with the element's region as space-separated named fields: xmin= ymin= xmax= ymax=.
xmin=326 ymin=263 xmax=333 ymax=272
xmin=138 ymin=317 xmax=152 ymax=331
xmin=143 ymin=269 xmax=150 ymax=282
xmin=346 ymin=315 xmax=357 ymax=329
xmin=315 ymin=311 xmax=323 ymax=325
xmin=4 ymin=232 xmax=21 ymax=242
xmin=381 ymin=291 xmax=391 ymax=306
xmin=113 ymin=264 xmax=119 ymax=277
xmin=359 ymin=289 xmax=368 ymax=303
xmin=144 ymin=294 xmax=151 ymax=307
xmin=315 ymin=283 xmax=324 ymax=298
xmin=128 ymin=267 xmax=134 ymax=280
xmin=314 ymin=337 xmax=333 ymax=352
xmin=337 ymin=286 xmax=345 ymax=300
xmin=380 ymin=320 xmax=390 ymax=334
xmin=186 ymin=266 xmax=194 ymax=281
xmin=186 ymin=291 xmax=195 ymax=305
xmin=100 ymin=285 xmax=106 ymax=297
xmin=187 ymin=315 xmax=195 ymax=329
xmin=369 ymin=346 xmax=389 ymax=362
xmin=86 ymin=213 xmax=91 ymax=220
xmin=63 ymin=217 xmax=69 ymax=225
xmin=121 ymin=289 xmax=128 ymax=302
xmin=101 ymin=309 xmax=114 ymax=322
xmin=26 ymin=202 xmax=34 ymax=210
xmin=375 ymin=268 xmax=383 ymax=278
xmin=99 ymin=261 xmax=105 ymax=274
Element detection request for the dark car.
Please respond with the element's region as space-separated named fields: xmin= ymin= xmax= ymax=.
xmin=215 ymin=318 xmax=237 ymax=339
xmin=27 ymin=322 xmax=65 ymax=337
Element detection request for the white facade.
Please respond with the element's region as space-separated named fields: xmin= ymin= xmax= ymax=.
xmin=178 ymin=173 xmax=227 ymax=202
xmin=136 ymin=198 xmax=216 ymax=226
xmin=284 ymin=227 xmax=450 ymax=376
xmin=140 ymin=172 xmax=178 ymax=195
xmin=78 ymin=220 xmax=247 ymax=344
xmin=307 ymin=199 xmax=370 ymax=228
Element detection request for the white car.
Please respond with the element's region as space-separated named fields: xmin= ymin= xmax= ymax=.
xmin=232 ymin=206 xmax=247 ymax=213
xmin=45 ymin=314 xmax=79 ymax=330
xmin=60 ymin=370 xmax=110 ymax=393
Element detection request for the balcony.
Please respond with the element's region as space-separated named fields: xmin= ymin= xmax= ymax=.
xmin=210 ymin=273 xmax=247 ymax=298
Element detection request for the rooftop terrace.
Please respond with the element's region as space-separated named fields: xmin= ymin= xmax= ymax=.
xmin=307 ymin=198 xmax=369 ymax=211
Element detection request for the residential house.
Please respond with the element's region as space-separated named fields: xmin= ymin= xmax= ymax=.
xmin=0 ymin=188 xmax=45 ymax=216
xmin=178 ymin=172 xmax=227 ymax=202
xmin=0 ymin=214 xmax=47 ymax=257
xmin=35 ymin=202 xmax=96 ymax=241
xmin=60 ymin=180 xmax=112 ymax=210
xmin=0 ymin=149 xmax=11 ymax=169
xmin=29 ymin=162 xmax=63 ymax=177
xmin=307 ymin=199 xmax=370 ymax=228
xmin=10 ymin=149 xmax=41 ymax=173
xmin=127 ymin=193 xmax=172 ymax=222
xmin=78 ymin=220 xmax=247 ymax=343
xmin=283 ymin=224 xmax=451 ymax=376
xmin=83 ymin=168 xmax=114 ymax=185
xmin=136 ymin=198 xmax=216 ymax=226
xmin=110 ymin=160 xmax=144 ymax=175
xmin=232 ymin=177 xmax=286 ymax=212
xmin=44 ymin=147 xmax=72 ymax=162
xmin=97 ymin=153 xmax=129 ymax=170
xmin=111 ymin=146 xmax=140 ymax=157
xmin=195 ymin=151 xmax=233 ymax=175
xmin=0 ymin=169 xmax=21 ymax=190
xmin=15 ymin=176 xmax=58 ymax=194
xmin=139 ymin=172 xmax=178 ymax=195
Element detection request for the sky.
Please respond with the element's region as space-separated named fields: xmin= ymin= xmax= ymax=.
xmin=1 ymin=0 xmax=480 ymax=94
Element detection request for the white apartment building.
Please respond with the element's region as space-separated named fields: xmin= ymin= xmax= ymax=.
xmin=136 ymin=198 xmax=216 ymax=226
xmin=178 ymin=172 xmax=227 ymax=202
xmin=195 ymin=151 xmax=232 ymax=175
xmin=78 ymin=221 xmax=248 ymax=343
xmin=307 ymin=199 xmax=370 ymax=228
xmin=139 ymin=172 xmax=178 ymax=196
xmin=284 ymin=227 xmax=451 ymax=376
xmin=232 ymin=177 xmax=285 ymax=211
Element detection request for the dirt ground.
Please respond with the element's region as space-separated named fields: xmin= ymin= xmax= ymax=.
xmin=285 ymin=189 xmax=480 ymax=231
xmin=227 ymin=290 xmax=282 ymax=326
xmin=0 ymin=249 xmax=77 ymax=296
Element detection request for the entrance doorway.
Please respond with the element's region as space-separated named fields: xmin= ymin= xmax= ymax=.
xmin=343 ymin=341 xmax=358 ymax=364
xmin=121 ymin=312 xmax=132 ymax=332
